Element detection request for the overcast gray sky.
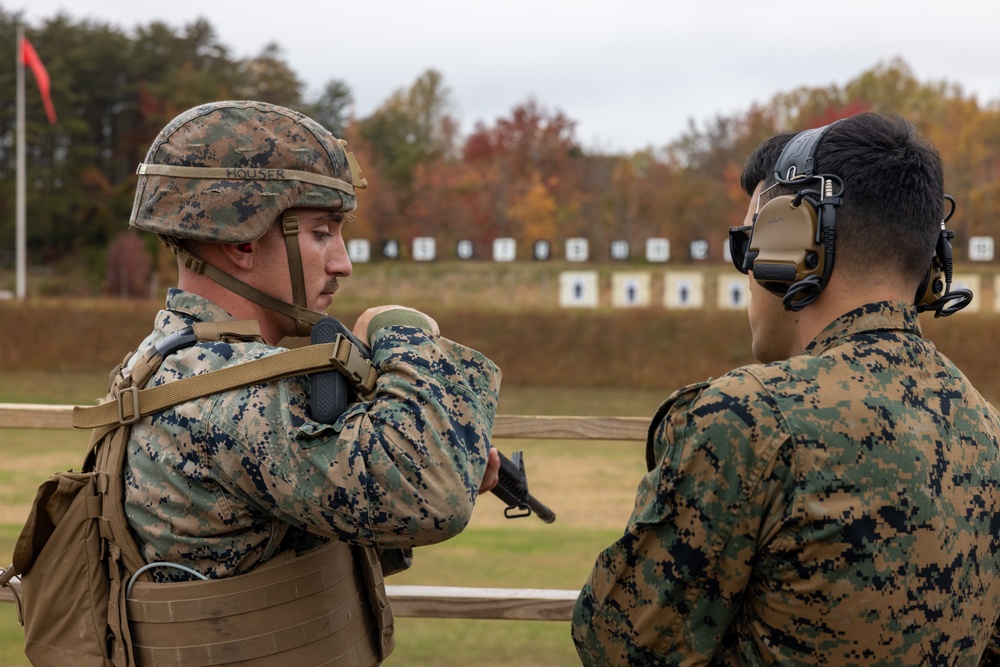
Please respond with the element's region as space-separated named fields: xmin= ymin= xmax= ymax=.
xmin=8 ymin=0 xmax=1000 ymax=153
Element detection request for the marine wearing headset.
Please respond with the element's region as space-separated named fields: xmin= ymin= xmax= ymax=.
xmin=572 ymin=112 xmax=1000 ymax=665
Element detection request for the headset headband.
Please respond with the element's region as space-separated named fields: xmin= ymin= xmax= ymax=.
xmin=773 ymin=123 xmax=836 ymax=184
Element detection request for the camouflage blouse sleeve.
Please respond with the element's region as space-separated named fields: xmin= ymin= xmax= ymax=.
xmin=206 ymin=324 xmax=501 ymax=551
xmin=572 ymin=371 xmax=790 ymax=665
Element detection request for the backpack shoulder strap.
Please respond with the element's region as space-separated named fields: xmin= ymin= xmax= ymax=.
xmin=72 ymin=327 xmax=377 ymax=430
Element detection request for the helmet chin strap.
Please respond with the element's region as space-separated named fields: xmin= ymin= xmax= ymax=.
xmin=278 ymin=211 xmax=315 ymax=336
xmin=166 ymin=211 xmax=323 ymax=337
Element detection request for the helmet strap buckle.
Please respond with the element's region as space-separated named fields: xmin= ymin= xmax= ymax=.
xmin=182 ymin=254 xmax=205 ymax=274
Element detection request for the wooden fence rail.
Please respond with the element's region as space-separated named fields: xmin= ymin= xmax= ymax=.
xmin=0 ymin=403 xmax=650 ymax=440
xmin=0 ymin=403 xmax=647 ymax=621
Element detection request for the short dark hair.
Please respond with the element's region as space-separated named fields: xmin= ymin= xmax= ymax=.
xmin=740 ymin=132 xmax=795 ymax=197
xmin=740 ymin=113 xmax=943 ymax=285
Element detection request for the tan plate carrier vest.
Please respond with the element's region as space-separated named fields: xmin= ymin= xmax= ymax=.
xmin=73 ymin=321 xmax=393 ymax=667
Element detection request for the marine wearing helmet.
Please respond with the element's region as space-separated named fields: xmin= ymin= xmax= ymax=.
xmin=130 ymin=100 xmax=367 ymax=336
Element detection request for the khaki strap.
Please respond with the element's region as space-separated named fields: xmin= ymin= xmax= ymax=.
xmin=72 ymin=340 xmax=377 ymax=430
xmin=358 ymin=546 xmax=394 ymax=661
xmin=0 ymin=567 xmax=24 ymax=625
xmin=136 ymin=163 xmax=356 ymax=196
xmin=281 ymin=211 xmax=309 ymax=336
xmin=192 ymin=320 xmax=264 ymax=342
xmin=174 ymin=246 xmax=325 ymax=336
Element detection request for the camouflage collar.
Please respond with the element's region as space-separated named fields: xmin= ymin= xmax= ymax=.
xmin=805 ymin=301 xmax=922 ymax=356
xmin=165 ymin=288 xmax=237 ymax=325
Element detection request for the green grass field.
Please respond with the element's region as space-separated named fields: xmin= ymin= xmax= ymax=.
xmin=1 ymin=262 xmax=997 ymax=664
xmin=0 ymin=373 xmax=658 ymax=666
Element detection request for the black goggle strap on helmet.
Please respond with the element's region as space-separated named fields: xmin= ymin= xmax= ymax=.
xmin=166 ymin=240 xmax=326 ymax=336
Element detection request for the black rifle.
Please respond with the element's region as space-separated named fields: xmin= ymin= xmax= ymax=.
xmin=309 ymin=316 xmax=555 ymax=524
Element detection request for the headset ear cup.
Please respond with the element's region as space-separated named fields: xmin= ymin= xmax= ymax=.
xmin=916 ymin=228 xmax=962 ymax=313
xmin=746 ymin=195 xmax=822 ymax=297
xmin=918 ymin=229 xmax=952 ymax=309
xmin=916 ymin=265 xmax=945 ymax=309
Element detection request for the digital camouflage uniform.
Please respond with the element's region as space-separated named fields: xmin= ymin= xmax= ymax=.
xmin=124 ymin=288 xmax=500 ymax=580
xmin=573 ymin=301 xmax=1000 ymax=665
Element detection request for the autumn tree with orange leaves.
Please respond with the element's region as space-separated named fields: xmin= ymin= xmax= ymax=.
xmin=1 ymin=5 xmax=998 ymax=288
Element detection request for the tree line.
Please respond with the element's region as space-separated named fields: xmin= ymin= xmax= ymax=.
xmin=2 ymin=9 xmax=999 ymax=296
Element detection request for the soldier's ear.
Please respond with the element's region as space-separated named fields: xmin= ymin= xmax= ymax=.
xmin=221 ymin=242 xmax=255 ymax=271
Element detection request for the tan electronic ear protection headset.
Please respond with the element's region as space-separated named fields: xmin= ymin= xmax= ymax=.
xmin=729 ymin=122 xmax=972 ymax=316
xmin=728 ymin=123 xmax=843 ymax=311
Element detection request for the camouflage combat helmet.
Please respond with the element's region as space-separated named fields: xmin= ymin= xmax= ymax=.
xmin=130 ymin=100 xmax=367 ymax=335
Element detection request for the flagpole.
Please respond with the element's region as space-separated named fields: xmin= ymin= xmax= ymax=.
xmin=15 ymin=25 xmax=26 ymax=300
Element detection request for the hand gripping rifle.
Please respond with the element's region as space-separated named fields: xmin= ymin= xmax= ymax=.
xmin=309 ymin=316 xmax=555 ymax=524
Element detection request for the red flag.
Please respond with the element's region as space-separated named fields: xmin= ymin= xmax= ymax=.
xmin=20 ymin=36 xmax=57 ymax=124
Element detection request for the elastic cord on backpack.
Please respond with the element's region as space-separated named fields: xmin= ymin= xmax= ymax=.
xmin=126 ymin=561 xmax=209 ymax=597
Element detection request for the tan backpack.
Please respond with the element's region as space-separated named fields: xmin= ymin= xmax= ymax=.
xmin=0 ymin=321 xmax=376 ymax=666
